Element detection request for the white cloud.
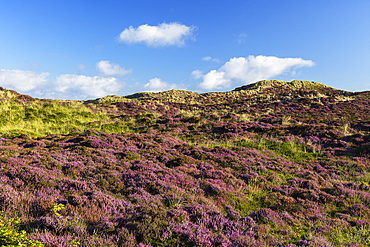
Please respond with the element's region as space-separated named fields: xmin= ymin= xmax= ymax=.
xmin=96 ymin=60 xmax=132 ymax=76
xmin=198 ymin=55 xmax=315 ymax=90
xmin=191 ymin=70 xmax=203 ymax=79
xmin=54 ymin=74 xmax=123 ymax=98
xmin=202 ymin=56 xmax=220 ymax=63
xmin=144 ymin=77 xmax=185 ymax=92
xmin=0 ymin=65 xmax=128 ymax=99
xmin=199 ymin=70 xmax=230 ymax=90
xmin=237 ymin=32 xmax=247 ymax=44
xmin=0 ymin=69 xmax=49 ymax=92
xmin=90 ymin=44 xmax=104 ymax=51
xmin=118 ymin=22 xmax=196 ymax=47
xmin=78 ymin=64 xmax=86 ymax=72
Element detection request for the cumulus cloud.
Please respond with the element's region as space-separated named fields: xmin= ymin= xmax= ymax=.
xmin=191 ymin=70 xmax=203 ymax=79
xmin=198 ymin=55 xmax=315 ymax=90
xmin=0 ymin=64 xmax=128 ymax=99
xmin=96 ymin=60 xmax=132 ymax=76
xmin=200 ymin=70 xmax=231 ymax=90
xmin=54 ymin=74 xmax=123 ymax=98
xmin=0 ymin=69 xmax=49 ymax=92
xmin=144 ymin=77 xmax=185 ymax=92
xmin=118 ymin=22 xmax=196 ymax=47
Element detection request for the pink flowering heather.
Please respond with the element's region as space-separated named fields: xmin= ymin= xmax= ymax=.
xmin=1 ymin=80 xmax=370 ymax=246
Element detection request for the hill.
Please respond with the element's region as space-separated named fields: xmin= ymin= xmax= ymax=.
xmin=1 ymin=80 xmax=370 ymax=246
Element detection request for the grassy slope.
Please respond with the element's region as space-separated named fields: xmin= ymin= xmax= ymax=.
xmin=1 ymin=80 xmax=370 ymax=246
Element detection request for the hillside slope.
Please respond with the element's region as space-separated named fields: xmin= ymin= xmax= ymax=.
xmin=1 ymin=80 xmax=370 ymax=246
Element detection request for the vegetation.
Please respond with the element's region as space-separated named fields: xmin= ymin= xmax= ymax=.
xmin=0 ymin=80 xmax=370 ymax=246
xmin=0 ymin=212 xmax=44 ymax=246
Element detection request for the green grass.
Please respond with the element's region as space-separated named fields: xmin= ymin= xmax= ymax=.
xmin=236 ymin=138 xmax=319 ymax=163
xmin=0 ymin=100 xmax=138 ymax=138
xmin=227 ymin=178 xmax=268 ymax=217
xmin=179 ymin=133 xmax=319 ymax=164
xmin=326 ymin=225 xmax=370 ymax=246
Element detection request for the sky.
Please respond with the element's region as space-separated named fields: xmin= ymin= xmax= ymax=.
xmin=0 ymin=0 xmax=369 ymax=100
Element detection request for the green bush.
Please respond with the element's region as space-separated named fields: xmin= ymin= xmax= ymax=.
xmin=0 ymin=212 xmax=44 ymax=246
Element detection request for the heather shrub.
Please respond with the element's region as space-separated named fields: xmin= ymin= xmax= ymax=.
xmin=29 ymin=230 xmax=82 ymax=247
xmin=0 ymin=80 xmax=370 ymax=245
xmin=0 ymin=184 xmax=21 ymax=211
xmin=345 ymin=204 xmax=370 ymax=219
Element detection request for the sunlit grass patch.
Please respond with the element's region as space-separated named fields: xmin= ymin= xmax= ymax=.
xmin=0 ymin=100 xmax=114 ymax=138
xmin=236 ymin=137 xmax=319 ymax=163
xmin=326 ymin=225 xmax=370 ymax=246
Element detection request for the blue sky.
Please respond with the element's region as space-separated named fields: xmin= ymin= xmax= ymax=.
xmin=0 ymin=0 xmax=369 ymax=100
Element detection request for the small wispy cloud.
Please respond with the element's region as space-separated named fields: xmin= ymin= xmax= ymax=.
xmin=202 ymin=56 xmax=221 ymax=63
xmin=236 ymin=32 xmax=247 ymax=44
xmin=197 ymin=55 xmax=315 ymax=90
xmin=78 ymin=64 xmax=86 ymax=72
xmin=118 ymin=22 xmax=196 ymax=47
xmin=90 ymin=44 xmax=104 ymax=51
xmin=96 ymin=60 xmax=132 ymax=76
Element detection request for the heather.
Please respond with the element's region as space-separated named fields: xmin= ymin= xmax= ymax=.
xmin=0 ymin=80 xmax=370 ymax=246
